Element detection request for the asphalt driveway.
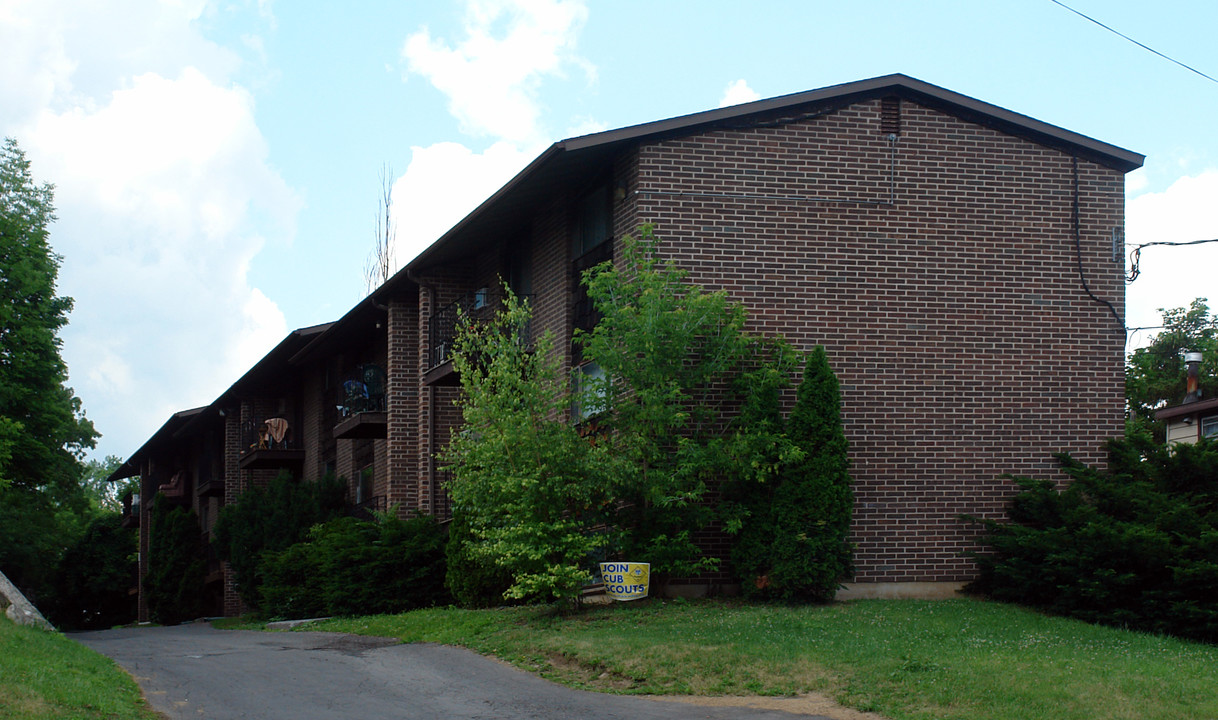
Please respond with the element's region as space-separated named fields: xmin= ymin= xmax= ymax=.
xmin=75 ymin=623 xmax=838 ymax=719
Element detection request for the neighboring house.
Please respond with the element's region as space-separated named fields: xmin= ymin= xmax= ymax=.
xmin=1156 ymin=352 xmax=1218 ymax=445
xmin=115 ymin=74 xmax=1143 ymax=612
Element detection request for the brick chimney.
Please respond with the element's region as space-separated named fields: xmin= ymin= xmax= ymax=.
xmin=1184 ymin=351 xmax=1203 ymax=404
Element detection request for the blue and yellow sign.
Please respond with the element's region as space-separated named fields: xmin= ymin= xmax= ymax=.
xmin=600 ymin=562 xmax=650 ymax=601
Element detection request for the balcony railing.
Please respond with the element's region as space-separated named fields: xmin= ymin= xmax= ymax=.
xmin=333 ymin=364 xmax=388 ymax=439
xmin=428 ymin=289 xmax=532 ymax=370
xmin=238 ymin=416 xmax=304 ymax=470
xmin=337 ymin=364 xmax=386 ymax=418
xmin=349 ymin=494 xmax=387 ymax=520
xmin=121 ymin=491 xmax=140 ymax=528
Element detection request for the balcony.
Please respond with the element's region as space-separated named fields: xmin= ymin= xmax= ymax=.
xmin=425 ymin=289 xmax=531 ymax=385
xmin=120 ymin=491 xmax=140 ymax=528
xmin=349 ymin=494 xmax=387 ymax=520
xmin=238 ymin=417 xmax=304 ymax=471
xmin=196 ymin=474 xmax=225 ymax=497
xmin=333 ymin=364 xmax=388 ymax=439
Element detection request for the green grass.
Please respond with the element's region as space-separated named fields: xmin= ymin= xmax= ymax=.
xmin=0 ymin=616 xmax=160 ymax=720
xmin=312 ymin=598 xmax=1218 ymax=720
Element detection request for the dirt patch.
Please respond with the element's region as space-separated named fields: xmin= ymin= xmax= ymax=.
xmin=647 ymin=692 xmax=890 ymax=720
xmin=543 ymin=650 xmax=639 ymax=690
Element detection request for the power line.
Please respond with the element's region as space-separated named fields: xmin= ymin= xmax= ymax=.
xmin=1049 ymin=0 xmax=1218 ymax=85
xmin=1126 ymin=238 xmax=1218 ymax=283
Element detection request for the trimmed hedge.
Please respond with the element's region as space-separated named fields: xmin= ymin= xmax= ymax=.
xmin=968 ymin=435 xmax=1218 ymax=642
xmin=258 ymin=514 xmax=449 ymax=618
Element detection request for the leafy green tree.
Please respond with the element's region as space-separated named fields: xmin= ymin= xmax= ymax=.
xmin=49 ymin=513 xmax=137 ymax=630
xmin=578 ymin=226 xmax=786 ymax=580
xmin=0 ymin=139 xmax=103 ymax=616
xmin=444 ymin=293 xmax=612 ymax=604
xmin=79 ymin=455 xmax=132 ymax=513
xmin=0 ymin=138 xmax=97 ymax=493
xmin=1126 ymin=299 xmax=1218 ymax=437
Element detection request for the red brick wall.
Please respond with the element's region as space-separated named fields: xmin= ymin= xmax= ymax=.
xmin=301 ymin=368 xmax=324 ymax=483
xmin=222 ymin=412 xmax=243 ymax=616
xmin=387 ymin=298 xmax=419 ymax=514
xmin=629 ymin=97 xmax=1126 ymax=583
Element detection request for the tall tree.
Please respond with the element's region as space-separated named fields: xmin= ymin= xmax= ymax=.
xmin=0 ymin=138 xmax=98 ymax=602
xmin=0 ymin=137 xmax=97 ymax=491
xmin=727 ymin=347 xmax=854 ymax=601
xmin=578 ymin=226 xmax=799 ymax=580
xmin=364 ymin=163 xmax=397 ymax=295
xmin=444 ymin=293 xmax=613 ymax=605
xmin=1126 ymin=298 xmax=1218 ymax=437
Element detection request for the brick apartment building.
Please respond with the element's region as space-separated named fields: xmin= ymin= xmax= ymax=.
xmin=114 ymin=74 xmax=1143 ymax=616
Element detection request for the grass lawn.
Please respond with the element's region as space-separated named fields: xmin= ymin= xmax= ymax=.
xmin=0 ymin=616 xmax=160 ymax=720
xmin=310 ymin=598 xmax=1218 ymax=720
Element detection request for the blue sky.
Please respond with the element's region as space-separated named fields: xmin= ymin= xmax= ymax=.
xmin=2 ymin=0 xmax=1217 ymax=461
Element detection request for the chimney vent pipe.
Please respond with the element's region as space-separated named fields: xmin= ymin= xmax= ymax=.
xmin=1184 ymin=351 xmax=1203 ymax=403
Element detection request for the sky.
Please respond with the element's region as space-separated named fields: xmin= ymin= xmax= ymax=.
xmin=2 ymin=0 xmax=1217 ymax=462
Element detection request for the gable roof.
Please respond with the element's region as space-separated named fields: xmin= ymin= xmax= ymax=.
xmin=1156 ymin=396 xmax=1218 ymax=421
xmin=109 ymin=323 xmax=335 ymax=480
xmin=106 ymin=407 xmax=206 ymax=482
xmin=388 ymin=73 xmax=1143 ymax=282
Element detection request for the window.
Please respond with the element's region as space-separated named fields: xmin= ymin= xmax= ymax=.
xmin=1203 ymin=414 xmax=1218 ymax=439
xmin=572 ymin=182 xmax=612 ymax=258
xmin=573 ymin=362 xmax=608 ymax=421
xmin=356 ymin=465 xmax=374 ymax=505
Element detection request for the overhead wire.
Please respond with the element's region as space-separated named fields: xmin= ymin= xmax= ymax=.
xmin=1126 ymin=238 xmax=1218 ymax=283
xmin=1049 ymin=0 xmax=1218 ymax=85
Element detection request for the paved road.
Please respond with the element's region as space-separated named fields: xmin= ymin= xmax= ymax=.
xmin=75 ymin=623 xmax=833 ymax=719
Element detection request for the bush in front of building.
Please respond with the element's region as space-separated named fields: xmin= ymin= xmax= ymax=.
xmin=144 ymin=494 xmax=206 ymax=625
xmin=257 ymin=513 xmax=449 ymax=619
xmin=211 ymin=472 xmax=347 ymax=610
xmin=444 ymin=510 xmax=513 ymax=608
xmin=968 ymin=434 xmax=1218 ymax=642
xmin=724 ymin=346 xmax=854 ymax=602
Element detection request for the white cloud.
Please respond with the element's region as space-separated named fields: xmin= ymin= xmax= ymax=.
xmin=719 ymin=79 xmax=760 ymax=108
xmin=393 ymin=0 xmax=594 ymax=270
xmin=392 ymin=140 xmax=541 ymax=266
xmin=402 ymin=0 xmax=591 ymax=145
xmin=1125 ymin=167 xmax=1149 ymax=196
xmin=565 ymin=116 xmax=607 ymax=138
xmin=1125 ymin=171 xmax=1218 ymax=343
xmin=1 ymin=1 xmax=295 ymax=458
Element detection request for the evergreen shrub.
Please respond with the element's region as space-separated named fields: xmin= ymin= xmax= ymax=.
xmin=726 ymin=346 xmax=854 ymax=601
xmin=211 ymin=472 xmax=347 ymax=609
xmin=968 ymin=435 xmax=1218 ymax=642
xmin=444 ymin=510 xmax=513 ymax=608
xmin=258 ymin=514 xmax=449 ymax=618
xmin=144 ymin=494 xmax=205 ymax=625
